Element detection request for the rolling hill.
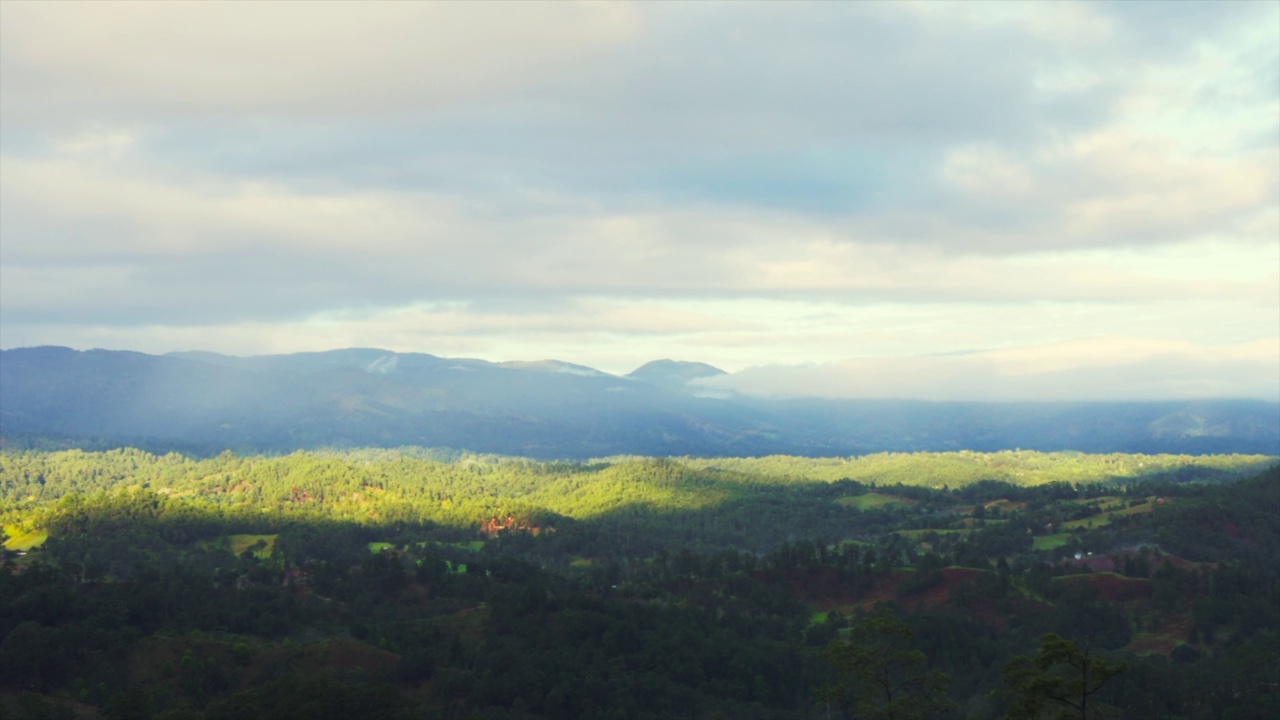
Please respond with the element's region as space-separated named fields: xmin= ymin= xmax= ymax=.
xmin=2 ymin=346 xmax=1277 ymax=458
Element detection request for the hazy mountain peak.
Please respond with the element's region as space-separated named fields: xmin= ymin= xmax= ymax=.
xmin=165 ymin=350 xmax=240 ymax=368
xmin=2 ymin=346 xmax=1278 ymax=457
xmin=496 ymin=360 xmax=613 ymax=378
xmin=627 ymin=359 xmax=727 ymax=388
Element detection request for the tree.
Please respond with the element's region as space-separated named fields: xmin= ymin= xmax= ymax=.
xmin=104 ymin=686 xmax=152 ymax=720
xmin=823 ymin=606 xmax=954 ymax=720
xmin=1002 ymin=633 xmax=1126 ymax=719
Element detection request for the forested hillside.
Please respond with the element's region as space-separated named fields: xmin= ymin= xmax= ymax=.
xmin=3 ymin=449 xmax=1277 ymax=719
xmin=4 ymin=347 xmax=1278 ymax=458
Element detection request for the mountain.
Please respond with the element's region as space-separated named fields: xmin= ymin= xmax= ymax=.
xmin=626 ymin=359 xmax=728 ymax=390
xmin=2 ymin=346 xmax=1277 ymax=458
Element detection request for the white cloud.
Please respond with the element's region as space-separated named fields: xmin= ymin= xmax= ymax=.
xmin=0 ymin=1 xmax=639 ymax=123
xmin=912 ymin=131 xmax=1279 ymax=251
xmin=6 ymin=141 xmax=1273 ymax=327
xmin=1 ymin=1 xmax=1276 ymax=402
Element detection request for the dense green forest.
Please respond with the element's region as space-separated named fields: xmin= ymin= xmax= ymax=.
xmin=2 ymin=448 xmax=1277 ymax=719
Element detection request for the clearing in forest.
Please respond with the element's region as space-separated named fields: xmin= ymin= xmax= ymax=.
xmin=835 ymin=493 xmax=917 ymax=510
xmin=1062 ymin=497 xmax=1159 ymax=529
xmin=1032 ymin=533 xmax=1073 ymax=551
xmin=2 ymin=527 xmax=48 ymax=551
xmin=228 ymin=534 xmax=277 ymax=558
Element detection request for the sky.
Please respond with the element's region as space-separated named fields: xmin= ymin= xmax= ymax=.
xmin=1 ymin=1 xmax=1277 ymax=401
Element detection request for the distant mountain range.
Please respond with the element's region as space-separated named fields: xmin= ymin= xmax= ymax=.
xmin=1 ymin=346 xmax=1276 ymax=458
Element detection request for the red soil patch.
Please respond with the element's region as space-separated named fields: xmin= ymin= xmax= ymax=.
xmin=776 ymin=565 xmax=1031 ymax=633
xmin=896 ymin=567 xmax=1028 ymax=631
xmin=1065 ymin=550 xmax=1213 ymax=577
xmin=849 ymin=569 xmax=913 ymax=608
xmin=782 ymin=566 xmax=988 ymax=612
xmin=319 ymin=637 xmax=401 ymax=676
xmin=1139 ymin=551 xmax=1215 ymax=573
xmin=761 ymin=566 xmax=864 ymax=610
xmin=1127 ymin=612 xmax=1195 ymax=656
xmin=0 ymin=691 xmax=102 ymax=719
xmin=897 ymin=567 xmax=986 ymax=610
xmin=1057 ymin=572 xmax=1152 ymax=603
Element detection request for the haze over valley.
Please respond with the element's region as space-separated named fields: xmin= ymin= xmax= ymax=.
xmin=3 ymin=345 xmax=1278 ymax=459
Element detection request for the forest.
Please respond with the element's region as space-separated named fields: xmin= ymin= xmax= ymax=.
xmin=1 ymin=448 xmax=1277 ymax=719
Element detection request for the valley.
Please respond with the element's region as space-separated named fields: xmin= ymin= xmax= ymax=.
xmin=2 ymin=448 xmax=1276 ymax=718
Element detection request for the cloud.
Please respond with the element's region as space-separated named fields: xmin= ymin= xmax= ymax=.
xmin=0 ymin=1 xmax=638 ymax=123
xmin=5 ymin=142 xmax=1272 ymax=329
xmin=697 ymin=338 xmax=1280 ymax=402
xmin=1 ymin=1 xmax=1276 ymax=401
xmin=914 ymin=132 xmax=1279 ymax=252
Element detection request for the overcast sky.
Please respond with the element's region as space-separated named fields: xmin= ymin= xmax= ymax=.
xmin=1 ymin=1 xmax=1277 ymax=401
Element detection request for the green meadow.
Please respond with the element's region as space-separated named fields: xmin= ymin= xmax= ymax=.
xmin=228 ymin=534 xmax=277 ymax=558
xmin=1032 ymin=533 xmax=1073 ymax=551
xmin=2 ymin=526 xmax=47 ymax=551
xmin=835 ymin=493 xmax=916 ymax=510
